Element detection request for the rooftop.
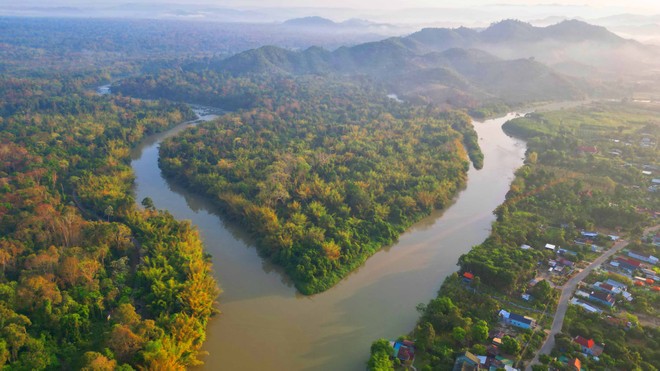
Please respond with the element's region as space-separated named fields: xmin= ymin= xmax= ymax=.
xmin=574 ymin=335 xmax=595 ymax=349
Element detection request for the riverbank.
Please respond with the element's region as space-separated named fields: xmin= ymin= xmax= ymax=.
xmin=131 ymin=112 xmax=526 ymax=370
xmin=388 ymin=101 xmax=659 ymax=371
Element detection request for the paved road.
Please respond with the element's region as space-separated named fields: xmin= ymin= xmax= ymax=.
xmin=526 ymin=225 xmax=660 ymax=370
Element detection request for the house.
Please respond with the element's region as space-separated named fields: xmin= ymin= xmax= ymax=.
xmin=628 ymin=251 xmax=658 ymax=265
xmin=593 ymin=282 xmax=621 ymax=295
xmin=568 ymin=357 xmax=581 ymax=371
xmin=558 ymin=249 xmax=578 ymax=257
xmin=520 ymin=244 xmax=532 ymax=250
xmin=581 ymin=231 xmax=599 ymax=238
xmin=499 ymin=310 xmax=536 ymax=329
xmin=589 ymin=291 xmax=615 ymax=307
xmin=570 ymin=298 xmax=602 ymax=314
xmin=545 ymin=243 xmax=556 ymax=251
xmin=605 ymin=315 xmax=631 ymax=328
xmin=605 ymin=279 xmax=627 ymax=290
xmin=617 ymin=257 xmax=642 ymax=271
xmin=463 ymin=272 xmax=475 ymax=282
xmin=558 ymin=257 xmax=575 ymax=267
xmin=486 ymin=344 xmax=500 ymax=356
xmin=577 ymin=146 xmax=598 ymax=154
xmin=573 ymin=336 xmax=604 ymax=356
xmin=453 ymin=351 xmax=480 ymax=371
xmin=392 ymin=340 xmax=415 ymax=362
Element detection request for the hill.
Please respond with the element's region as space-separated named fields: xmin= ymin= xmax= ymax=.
xmin=212 ymin=34 xmax=586 ymax=106
xmin=207 ymin=19 xmax=660 ymax=106
xmin=283 ymin=16 xmax=337 ymax=27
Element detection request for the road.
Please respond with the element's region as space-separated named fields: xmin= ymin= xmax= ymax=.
xmin=526 ymin=225 xmax=660 ymax=370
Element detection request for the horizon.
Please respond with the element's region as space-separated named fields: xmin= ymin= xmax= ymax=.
xmin=3 ymin=1 xmax=660 ymax=44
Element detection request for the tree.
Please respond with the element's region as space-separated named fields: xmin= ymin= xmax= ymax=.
xmin=107 ymin=324 xmax=143 ymax=362
xmin=3 ymin=323 xmax=28 ymax=362
xmin=141 ymin=197 xmax=155 ymax=210
xmin=104 ymin=206 xmax=114 ymax=222
xmin=452 ymin=326 xmax=467 ymax=343
xmin=528 ymin=151 xmax=538 ymax=164
xmin=0 ymin=339 xmax=8 ymax=367
xmin=17 ymin=337 xmax=51 ymax=370
xmin=368 ymin=339 xmax=394 ymax=371
xmin=416 ymin=322 xmax=435 ymax=350
xmin=471 ymin=320 xmax=489 ymax=343
xmin=80 ymin=351 xmax=117 ymax=371
xmin=501 ymin=336 xmax=521 ymax=355
xmin=112 ymin=303 xmax=141 ymax=327
xmin=531 ymin=279 xmax=553 ymax=303
xmin=367 ymin=351 xmax=394 ymax=371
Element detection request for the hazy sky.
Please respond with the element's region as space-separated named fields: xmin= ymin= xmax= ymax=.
xmin=3 ymin=0 xmax=659 ymax=12
xmin=3 ymin=0 xmax=659 ymax=28
xmin=228 ymin=0 xmax=659 ymax=12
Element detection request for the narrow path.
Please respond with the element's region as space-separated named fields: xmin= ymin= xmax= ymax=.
xmin=526 ymin=225 xmax=660 ymax=370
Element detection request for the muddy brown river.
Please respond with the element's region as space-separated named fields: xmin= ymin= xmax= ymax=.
xmin=130 ymin=111 xmax=526 ymax=370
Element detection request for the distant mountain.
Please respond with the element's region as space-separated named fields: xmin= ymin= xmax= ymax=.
xmin=479 ymin=19 xmax=539 ymax=43
xmin=212 ymin=36 xmax=585 ymax=106
xmin=283 ymin=16 xmax=337 ymax=28
xmin=542 ymin=20 xmax=624 ymax=43
xmin=405 ymin=19 xmax=653 ymax=79
xmin=408 ymin=19 xmax=625 ymax=49
xmin=281 ymin=16 xmax=396 ymax=33
xmin=208 ymin=19 xmax=659 ymax=106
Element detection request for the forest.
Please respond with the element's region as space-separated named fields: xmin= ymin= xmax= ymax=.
xmin=157 ymin=74 xmax=481 ymax=294
xmin=372 ymin=102 xmax=659 ymax=370
xmin=3 ymin=13 xmax=660 ymax=371
xmin=0 ymin=75 xmax=219 ymax=369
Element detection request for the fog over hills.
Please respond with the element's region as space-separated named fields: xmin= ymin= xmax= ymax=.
xmin=203 ymin=19 xmax=657 ymax=106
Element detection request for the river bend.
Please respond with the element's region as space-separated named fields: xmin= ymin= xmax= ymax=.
xmin=130 ymin=111 xmax=526 ymax=370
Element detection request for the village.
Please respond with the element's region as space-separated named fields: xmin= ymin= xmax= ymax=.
xmin=451 ymin=226 xmax=659 ymax=370
xmin=369 ymin=96 xmax=660 ymax=371
xmin=387 ymin=226 xmax=659 ymax=371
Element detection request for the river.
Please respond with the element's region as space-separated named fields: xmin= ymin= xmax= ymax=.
xmin=130 ymin=111 xmax=527 ymax=370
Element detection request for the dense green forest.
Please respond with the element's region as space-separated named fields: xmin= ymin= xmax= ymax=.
xmin=157 ymin=75 xmax=480 ymax=294
xmin=374 ymin=102 xmax=659 ymax=370
xmin=0 ymin=76 xmax=219 ymax=369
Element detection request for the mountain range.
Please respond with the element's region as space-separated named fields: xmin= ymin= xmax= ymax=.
xmin=207 ymin=19 xmax=654 ymax=107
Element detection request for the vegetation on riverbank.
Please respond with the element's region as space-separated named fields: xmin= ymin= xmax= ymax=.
xmin=158 ymin=75 xmax=480 ymax=294
xmin=372 ymin=102 xmax=659 ymax=370
xmin=0 ymin=75 xmax=219 ymax=369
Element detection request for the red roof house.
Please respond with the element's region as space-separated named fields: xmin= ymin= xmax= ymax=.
xmin=577 ymin=146 xmax=598 ymax=154
xmin=574 ymin=336 xmax=604 ymax=356
xmin=574 ymin=336 xmax=594 ymax=349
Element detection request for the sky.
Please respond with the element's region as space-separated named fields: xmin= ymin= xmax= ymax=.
xmin=221 ymin=0 xmax=660 ymax=12
xmin=3 ymin=0 xmax=659 ymax=12
xmin=2 ymin=0 xmax=659 ymax=27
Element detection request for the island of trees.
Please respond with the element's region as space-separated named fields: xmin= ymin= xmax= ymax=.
xmin=155 ymin=74 xmax=481 ymax=294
